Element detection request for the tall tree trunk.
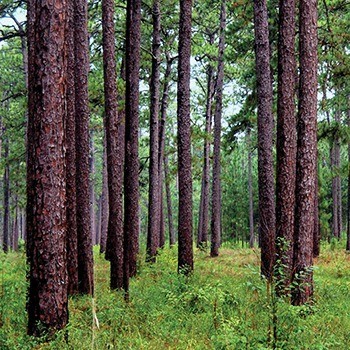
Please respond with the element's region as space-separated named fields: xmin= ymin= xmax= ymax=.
xmin=292 ymin=0 xmax=318 ymax=306
xmin=177 ymin=0 xmax=193 ymax=273
xmin=2 ymin=138 xmax=10 ymax=253
xmin=102 ymin=0 xmax=124 ymax=290
xmin=347 ymin=104 xmax=350 ymax=251
xmin=313 ymin=160 xmax=320 ymax=257
xmin=253 ymin=0 xmax=276 ymax=280
xmin=124 ymin=0 xmax=141 ymax=293
xmin=198 ymin=60 xmax=214 ymax=248
xmin=164 ymin=155 xmax=176 ymax=246
xmin=158 ymin=55 xmax=175 ymax=248
xmin=275 ymin=0 xmax=296 ymax=291
xmin=147 ymin=0 xmax=161 ymax=262
xmin=66 ymin=0 xmax=79 ymax=295
xmin=99 ymin=139 xmax=109 ymax=254
xmin=75 ymin=0 xmax=94 ymax=295
xmin=211 ymin=0 xmax=226 ymax=257
xmin=248 ymin=129 xmax=255 ymax=248
xmin=26 ymin=0 xmax=68 ymax=335
xmin=95 ymin=194 xmax=102 ymax=246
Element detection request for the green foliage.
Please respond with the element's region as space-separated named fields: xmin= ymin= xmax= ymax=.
xmin=2 ymin=246 xmax=350 ymax=349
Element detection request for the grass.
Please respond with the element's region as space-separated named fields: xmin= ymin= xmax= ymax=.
xmin=1 ymin=242 xmax=350 ymax=349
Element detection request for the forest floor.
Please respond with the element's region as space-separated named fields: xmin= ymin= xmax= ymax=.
xmin=1 ymin=241 xmax=350 ymax=349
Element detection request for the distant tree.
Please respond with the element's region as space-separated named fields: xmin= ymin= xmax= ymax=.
xmin=292 ymin=0 xmax=318 ymax=306
xmin=102 ymin=0 xmax=124 ymax=289
xmin=147 ymin=0 xmax=161 ymax=262
xmin=26 ymin=0 xmax=68 ymax=335
xmin=275 ymin=0 xmax=296 ymax=292
xmin=2 ymin=137 xmax=9 ymax=252
xmin=253 ymin=0 xmax=276 ymax=281
xmin=211 ymin=0 xmax=226 ymax=257
xmin=177 ymin=0 xmax=193 ymax=274
xmin=123 ymin=0 xmax=141 ymax=293
xmin=347 ymin=105 xmax=350 ymax=251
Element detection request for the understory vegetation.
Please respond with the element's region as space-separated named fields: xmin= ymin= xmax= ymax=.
xmin=1 ymin=243 xmax=350 ymax=350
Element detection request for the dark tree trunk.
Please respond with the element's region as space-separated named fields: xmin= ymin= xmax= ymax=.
xmin=124 ymin=0 xmax=141 ymax=293
xmin=99 ymin=138 xmax=109 ymax=254
xmin=12 ymin=193 xmax=19 ymax=251
xmin=211 ymin=0 xmax=226 ymax=258
xmin=292 ymin=0 xmax=318 ymax=306
xmin=147 ymin=0 xmax=161 ymax=262
xmin=95 ymin=194 xmax=102 ymax=246
xmin=66 ymin=0 xmax=79 ymax=295
xmin=89 ymin=134 xmax=96 ymax=245
xmin=164 ymin=155 xmax=176 ymax=246
xmin=275 ymin=0 xmax=297 ymax=291
xmin=102 ymin=0 xmax=124 ymax=290
xmin=26 ymin=0 xmax=68 ymax=335
xmin=177 ymin=0 xmax=193 ymax=273
xmin=198 ymin=60 xmax=214 ymax=248
xmin=253 ymin=0 xmax=276 ymax=280
xmin=158 ymin=55 xmax=175 ymax=248
xmin=313 ymin=161 xmax=320 ymax=257
xmin=3 ymin=138 xmax=10 ymax=253
xmin=248 ymin=129 xmax=255 ymax=248
xmin=74 ymin=0 xmax=94 ymax=295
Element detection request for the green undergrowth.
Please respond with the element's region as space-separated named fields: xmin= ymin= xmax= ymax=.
xmin=1 ymin=242 xmax=350 ymax=349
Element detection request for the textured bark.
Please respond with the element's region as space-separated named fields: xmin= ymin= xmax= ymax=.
xmin=198 ymin=61 xmax=214 ymax=248
xmin=124 ymin=0 xmax=141 ymax=292
xmin=3 ymin=138 xmax=10 ymax=253
xmin=164 ymin=155 xmax=176 ymax=246
xmin=211 ymin=0 xmax=226 ymax=257
xmin=253 ymin=0 xmax=276 ymax=280
xmin=66 ymin=0 xmax=79 ymax=295
xmin=147 ymin=0 xmax=161 ymax=262
xmin=99 ymin=140 xmax=109 ymax=254
xmin=159 ymin=55 xmax=174 ymax=248
xmin=26 ymin=0 xmax=68 ymax=335
xmin=248 ymin=129 xmax=255 ymax=248
xmin=102 ymin=0 xmax=124 ymax=289
xmin=89 ymin=134 xmax=96 ymax=245
xmin=177 ymin=0 xmax=193 ymax=273
xmin=74 ymin=0 xmax=94 ymax=295
xmin=292 ymin=0 xmax=318 ymax=305
xmin=275 ymin=0 xmax=296 ymax=291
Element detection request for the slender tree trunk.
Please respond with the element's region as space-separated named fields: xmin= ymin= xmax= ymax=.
xmin=164 ymin=155 xmax=176 ymax=246
xmin=253 ymin=0 xmax=276 ymax=280
xmin=198 ymin=61 xmax=214 ymax=248
xmin=99 ymin=139 xmax=109 ymax=254
xmin=26 ymin=0 xmax=68 ymax=335
xmin=211 ymin=0 xmax=226 ymax=257
xmin=147 ymin=0 xmax=161 ymax=262
xmin=177 ymin=0 xmax=193 ymax=273
xmin=124 ymin=0 xmax=141 ymax=293
xmin=313 ymin=160 xmax=320 ymax=257
xmin=102 ymin=0 xmax=124 ymax=289
xmin=66 ymin=0 xmax=79 ymax=295
xmin=347 ymin=104 xmax=350 ymax=251
xmin=248 ymin=129 xmax=255 ymax=248
xmin=95 ymin=194 xmax=101 ymax=246
xmin=275 ymin=0 xmax=297 ymax=291
xmin=292 ymin=0 xmax=318 ymax=306
xmin=2 ymin=138 xmax=10 ymax=253
xmin=90 ymin=134 xmax=96 ymax=245
xmin=75 ymin=0 xmax=94 ymax=295
xmin=158 ymin=55 xmax=174 ymax=248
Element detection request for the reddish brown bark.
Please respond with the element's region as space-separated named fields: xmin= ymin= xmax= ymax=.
xmin=102 ymin=0 xmax=124 ymax=289
xmin=66 ymin=0 xmax=79 ymax=295
xmin=275 ymin=0 xmax=296 ymax=290
xmin=211 ymin=0 xmax=226 ymax=257
xmin=253 ymin=0 xmax=276 ymax=280
xmin=74 ymin=0 xmax=94 ymax=295
xmin=292 ymin=0 xmax=318 ymax=305
xmin=177 ymin=0 xmax=193 ymax=273
xmin=124 ymin=0 xmax=141 ymax=292
xmin=147 ymin=0 xmax=161 ymax=262
xmin=26 ymin=0 xmax=68 ymax=335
